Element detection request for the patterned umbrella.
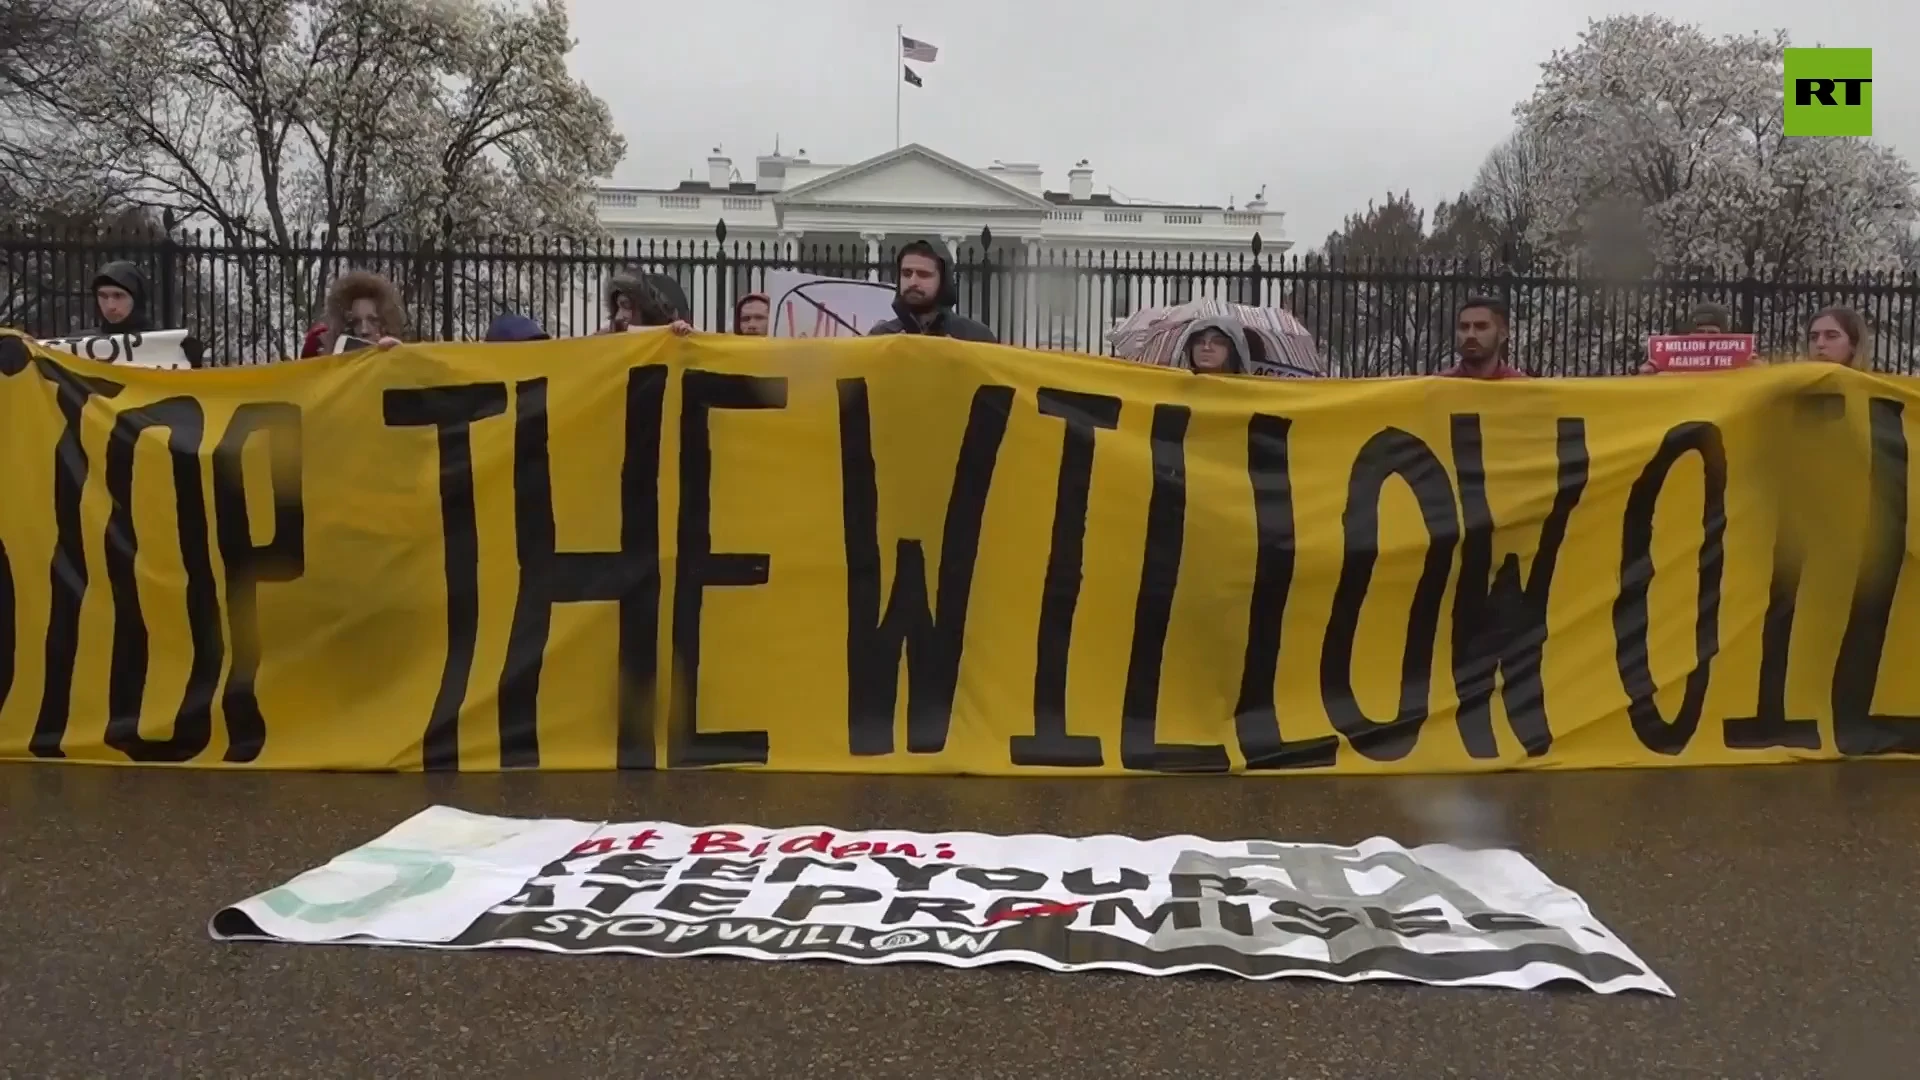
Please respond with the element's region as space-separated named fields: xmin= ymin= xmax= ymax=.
xmin=1110 ymin=298 xmax=1324 ymax=375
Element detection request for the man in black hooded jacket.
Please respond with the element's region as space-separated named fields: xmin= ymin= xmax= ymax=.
xmin=866 ymin=240 xmax=997 ymax=342
xmin=92 ymin=261 xmax=150 ymax=334
xmin=90 ymin=261 xmax=209 ymax=367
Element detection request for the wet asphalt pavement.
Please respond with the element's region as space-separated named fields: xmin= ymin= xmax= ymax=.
xmin=2 ymin=762 xmax=1916 ymax=1079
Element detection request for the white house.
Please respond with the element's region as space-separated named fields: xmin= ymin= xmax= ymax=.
xmin=595 ymin=144 xmax=1288 ymax=349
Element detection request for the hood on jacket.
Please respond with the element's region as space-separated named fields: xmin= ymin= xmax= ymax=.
xmin=733 ymin=291 xmax=770 ymax=334
xmin=1170 ymin=316 xmax=1249 ymax=374
xmin=485 ymin=313 xmax=550 ymax=342
xmin=91 ymin=261 xmax=150 ymax=334
xmin=606 ymin=270 xmax=692 ymax=327
xmin=894 ymin=241 xmax=959 ymax=311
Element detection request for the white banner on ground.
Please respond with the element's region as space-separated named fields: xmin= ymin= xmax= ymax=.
xmin=38 ymin=329 xmax=194 ymax=369
xmin=212 ymin=810 xmax=1669 ymax=994
xmin=766 ymin=270 xmax=898 ymax=338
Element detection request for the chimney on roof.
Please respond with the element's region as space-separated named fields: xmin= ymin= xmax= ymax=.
xmin=1069 ymin=159 xmax=1093 ymax=202
xmin=708 ymin=148 xmax=731 ymax=189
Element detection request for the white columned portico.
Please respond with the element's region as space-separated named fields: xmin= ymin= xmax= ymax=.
xmin=859 ymin=232 xmax=885 ymax=282
xmin=939 ymin=233 xmax=968 ymax=261
xmin=776 ymin=229 xmax=804 ymax=261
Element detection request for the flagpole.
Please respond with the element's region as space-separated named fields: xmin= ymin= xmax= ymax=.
xmin=894 ymin=24 xmax=902 ymax=148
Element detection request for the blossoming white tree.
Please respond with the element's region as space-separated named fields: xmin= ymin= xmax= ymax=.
xmin=26 ymin=0 xmax=623 ymax=353
xmin=1311 ymin=15 xmax=1918 ymax=373
xmin=1515 ymin=15 xmax=1916 ymax=275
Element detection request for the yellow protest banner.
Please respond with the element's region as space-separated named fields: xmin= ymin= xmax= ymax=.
xmin=0 ymin=331 xmax=1916 ymax=773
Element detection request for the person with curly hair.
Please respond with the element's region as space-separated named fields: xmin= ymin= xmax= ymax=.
xmin=321 ymin=270 xmax=406 ymax=354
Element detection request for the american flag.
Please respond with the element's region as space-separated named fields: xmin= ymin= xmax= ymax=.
xmin=901 ymin=35 xmax=938 ymax=63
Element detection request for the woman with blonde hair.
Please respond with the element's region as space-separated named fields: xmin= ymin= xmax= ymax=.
xmin=1806 ymin=306 xmax=1871 ymax=368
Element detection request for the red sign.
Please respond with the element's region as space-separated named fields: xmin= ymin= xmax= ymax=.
xmin=1645 ymin=334 xmax=1756 ymax=372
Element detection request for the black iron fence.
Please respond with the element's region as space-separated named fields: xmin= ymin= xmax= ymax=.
xmin=6 ymin=225 xmax=1918 ymax=373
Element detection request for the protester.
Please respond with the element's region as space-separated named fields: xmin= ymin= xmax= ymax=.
xmin=1807 ymin=306 xmax=1870 ymax=368
xmin=320 ymin=270 xmax=405 ymax=353
xmin=1171 ymin=317 xmax=1248 ymax=374
xmin=734 ymin=292 xmax=770 ymax=336
xmin=1682 ymin=302 xmax=1733 ymax=334
xmin=867 ymin=240 xmax=997 ymax=342
xmin=483 ymin=313 xmax=550 ymax=343
xmin=1439 ymin=296 xmax=1525 ymax=379
xmin=600 ymin=269 xmax=694 ymax=336
xmin=91 ymin=262 xmax=150 ymax=334
xmin=1637 ymin=302 xmax=1736 ymax=374
xmin=91 ymin=261 xmax=209 ymax=367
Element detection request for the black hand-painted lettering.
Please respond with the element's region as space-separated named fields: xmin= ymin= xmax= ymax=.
xmin=1726 ymin=394 xmax=1843 ymax=750
xmin=27 ymin=361 xmax=122 ymax=757
xmin=1614 ymin=421 xmax=1727 ymax=755
xmin=839 ymin=379 xmax=1014 ymax=755
xmin=0 ymin=340 xmax=20 ymax=718
xmin=1267 ymin=900 xmax=1360 ymax=938
xmin=771 ymin=885 xmax=882 ymax=922
xmin=1090 ymin=899 xmax=1203 ymax=933
xmin=882 ymin=896 xmax=975 ymax=925
xmin=656 ymin=883 xmax=751 ymax=918
xmin=0 ymin=518 xmax=12 ymax=720
xmin=670 ymin=369 xmax=783 ymax=767
xmin=867 ymin=855 xmax=953 ymax=892
xmin=1010 ymin=387 xmax=1120 ymax=768
xmin=1061 ymin=867 xmax=1151 ymax=895
xmin=1321 ymin=428 xmax=1459 ymax=762
xmin=764 ymin=856 xmax=859 ymax=884
xmin=499 ymin=368 xmax=666 ymax=771
xmin=0 ymin=335 xmax=28 ymax=377
xmin=1831 ymin=397 xmax=1920 ymax=755
xmin=210 ymin=402 xmax=304 ymax=763
xmin=1121 ymin=404 xmax=1229 ymax=773
xmin=382 ymin=383 xmax=508 ymax=770
xmin=680 ymin=858 xmax=766 ymax=883
xmin=503 ymin=883 xmax=556 ymax=908
xmin=953 ymin=866 xmax=1049 ymax=892
xmin=583 ymin=881 xmax=656 ymax=915
xmin=1449 ymin=415 xmax=1589 ymax=759
xmin=1170 ymin=872 xmax=1257 ymax=898
xmin=101 ymin=396 xmax=225 ymax=762
xmin=1235 ymin=413 xmax=1339 ymax=769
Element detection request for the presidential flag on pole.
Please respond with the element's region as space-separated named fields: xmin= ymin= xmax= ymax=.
xmin=901 ymin=35 xmax=938 ymax=63
xmin=903 ymin=66 xmax=923 ymax=87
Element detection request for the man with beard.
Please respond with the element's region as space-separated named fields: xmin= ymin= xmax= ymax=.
xmin=1439 ymin=296 xmax=1525 ymax=379
xmin=867 ymin=240 xmax=997 ymax=342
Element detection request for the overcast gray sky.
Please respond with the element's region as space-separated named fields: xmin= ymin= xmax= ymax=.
xmin=565 ymin=0 xmax=1910 ymax=249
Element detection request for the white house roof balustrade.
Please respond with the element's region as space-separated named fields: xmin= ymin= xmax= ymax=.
xmin=596 ymin=143 xmax=1288 ymax=253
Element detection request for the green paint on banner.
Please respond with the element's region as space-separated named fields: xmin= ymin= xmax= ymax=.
xmin=259 ymin=848 xmax=456 ymax=924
